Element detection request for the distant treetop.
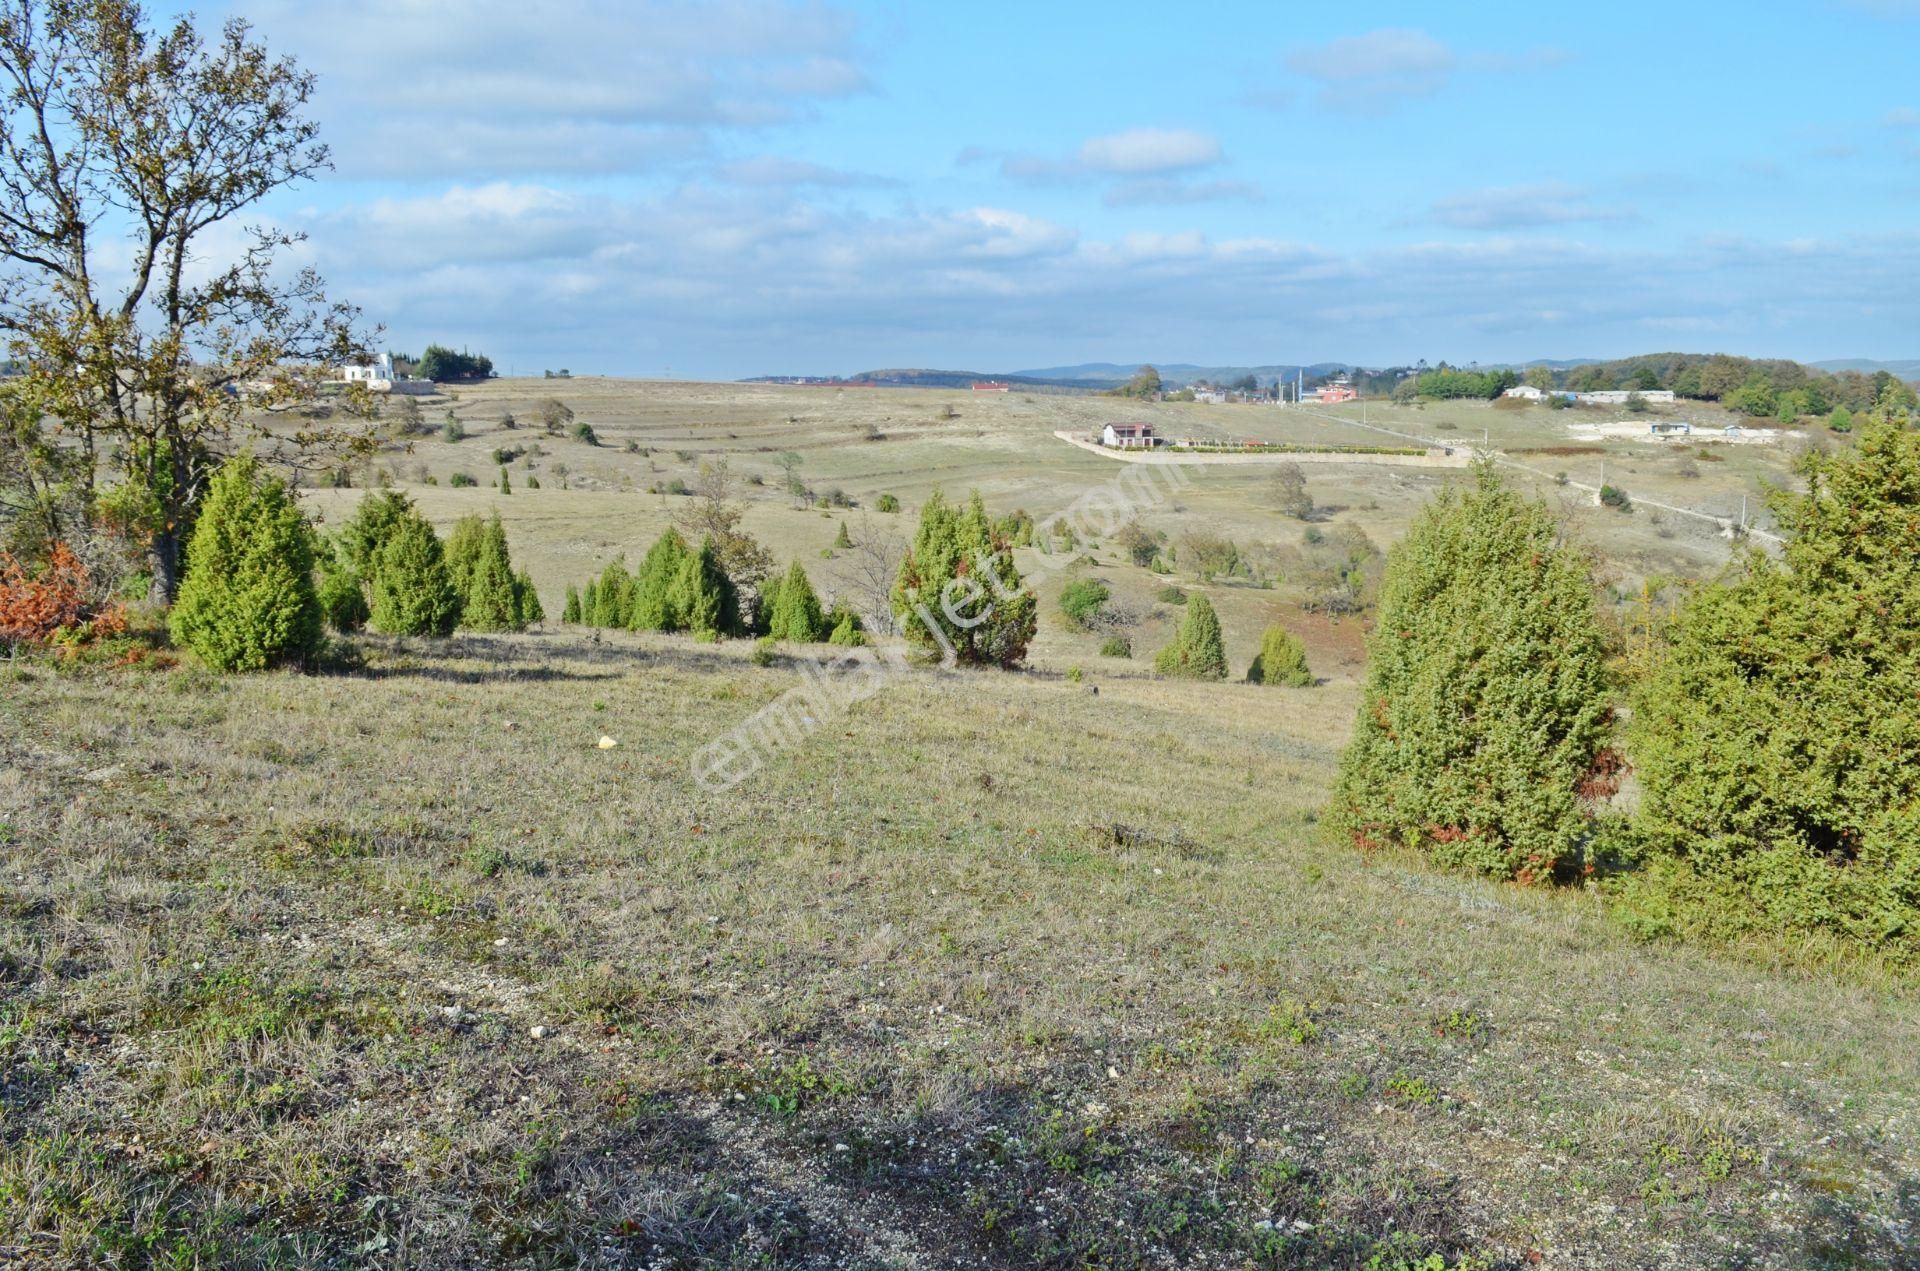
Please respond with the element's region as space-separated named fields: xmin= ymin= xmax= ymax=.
xmin=416 ymin=344 xmax=494 ymax=382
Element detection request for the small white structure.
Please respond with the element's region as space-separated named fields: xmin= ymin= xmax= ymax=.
xmin=341 ymin=353 xmax=394 ymax=387
xmin=1502 ymin=384 xmax=1547 ymax=401
xmin=1101 ymin=422 xmax=1157 ymax=449
xmin=1577 ymin=389 xmax=1676 ymax=405
xmin=1192 ymin=388 xmax=1227 ymax=404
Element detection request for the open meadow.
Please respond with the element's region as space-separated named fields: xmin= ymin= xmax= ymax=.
xmin=3 ymin=379 xmax=1912 ymax=1269
xmin=302 ymin=377 xmax=1812 ymax=681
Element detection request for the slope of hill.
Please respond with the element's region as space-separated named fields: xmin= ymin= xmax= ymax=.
xmin=4 ymin=631 xmax=1914 ymax=1266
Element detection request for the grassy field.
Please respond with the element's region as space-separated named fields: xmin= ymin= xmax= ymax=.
xmin=303 ymin=377 xmax=1814 ymax=681
xmin=2 ymin=632 xmax=1915 ymax=1267
xmin=4 ymin=379 xmax=1907 ymax=1268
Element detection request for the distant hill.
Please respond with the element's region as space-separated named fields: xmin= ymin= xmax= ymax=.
xmin=741 ymin=368 xmax=1111 ymax=390
xmin=1012 ymin=362 xmax=1351 ymax=386
xmin=1812 ymin=358 xmax=1920 ymax=379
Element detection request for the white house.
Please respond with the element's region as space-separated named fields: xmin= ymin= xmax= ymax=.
xmin=1502 ymin=384 xmax=1547 ymax=401
xmin=341 ymin=353 xmax=394 ymax=388
xmin=1101 ymin=422 xmax=1157 ymax=449
xmin=1192 ymin=388 xmax=1227 ymax=404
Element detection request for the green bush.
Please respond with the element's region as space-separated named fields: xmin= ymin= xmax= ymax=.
xmin=1599 ymin=484 xmax=1631 ymax=511
xmin=1153 ymin=593 xmax=1226 ymax=680
xmin=562 ymin=584 xmax=581 ymax=624
xmin=1099 ymin=635 xmax=1132 ymax=658
xmin=1156 ymin=585 xmax=1187 ymax=606
xmin=875 ymin=493 xmax=900 ymax=513
xmin=1329 ymin=463 xmax=1611 ymax=881
xmin=765 ymin=560 xmax=825 ymax=642
xmin=630 ymin=530 xmax=690 ymax=631
xmin=833 ymin=521 xmax=853 ymax=549
xmin=592 ymin=559 xmax=633 ymax=628
xmin=367 ymin=509 xmax=461 ymax=637
xmin=315 ymin=537 xmax=369 ymax=634
xmin=573 ymin=421 xmax=599 ymax=447
xmin=1248 ymin=625 xmax=1313 ymax=686
xmin=1058 ymin=577 xmax=1110 ymax=630
xmin=827 ymin=611 xmax=863 ymax=646
xmin=751 ymin=635 xmax=777 ymax=666
xmin=512 ymin=570 xmax=543 ymax=625
xmin=449 ymin=472 xmax=477 ymax=488
xmin=671 ymin=537 xmax=739 ymax=639
xmin=449 ymin=513 xmax=529 ymax=632
xmin=1627 ymin=423 xmax=1920 ymax=957
xmin=892 ymin=490 xmax=1036 ymax=668
xmin=169 ymin=455 xmax=324 ymax=671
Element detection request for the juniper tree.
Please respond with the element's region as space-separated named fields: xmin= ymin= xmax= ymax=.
xmin=315 ymin=535 xmax=368 ymax=634
xmin=767 ymin=560 xmax=824 ymax=641
xmin=367 ymin=508 xmax=460 ymax=637
xmin=1330 ymin=462 xmax=1610 ymax=882
xmin=562 ymin=584 xmax=580 ymax=624
xmin=892 ymin=490 xmax=1036 ymax=667
xmin=1154 ymin=592 xmax=1226 ymax=680
xmin=671 ymin=536 xmax=737 ymax=639
xmin=512 ymin=570 xmax=543 ymax=626
xmin=443 ymin=514 xmax=488 ymax=603
xmin=592 ymin=559 xmax=632 ymax=628
xmin=1629 ymin=422 xmax=1920 ymax=954
xmin=338 ymin=491 xmax=414 ymax=579
xmin=458 ymin=516 xmax=521 ymax=632
xmin=1247 ymin=625 xmax=1312 ymax=686
xmin=631 ymin=529 xmax=690 ymax=630
xmin=581 ymin=580 xmax=599 ymax=626
xmin=168 ymin=455 xmax=322 ymax=671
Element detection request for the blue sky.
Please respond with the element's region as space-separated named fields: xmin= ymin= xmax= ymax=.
xmin=194 ymin=0 xmax=1920 ymax=378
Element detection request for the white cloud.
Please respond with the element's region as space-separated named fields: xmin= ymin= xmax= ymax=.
xmin=294 ymin=179 xmax=1920 ymax=377
xmin=236 ymin=0 xmax=871 ymax=178
xmin=1430 ymin=183 xmax=1631 ymax=231
xmin=1283 ymin=28 xmax=1566 ymax=115
xmin=1077 ymin=128 xmax=1222 ymax=175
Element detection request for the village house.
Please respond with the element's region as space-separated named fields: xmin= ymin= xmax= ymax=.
xmin=341 ymin=353 xmax=394 ymax=387
xmin=1101 ymin=422 xmax=1157 ymax=449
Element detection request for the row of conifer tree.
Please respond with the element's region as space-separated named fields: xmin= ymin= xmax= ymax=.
xmin=559 ymin=530 xmax=864 ymax=645
xmin=166 ymin=457 xmax=545 ymax=671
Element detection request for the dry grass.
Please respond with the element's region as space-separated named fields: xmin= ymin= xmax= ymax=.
xmin=2 ymin=630 xmax=1916 ymax=1268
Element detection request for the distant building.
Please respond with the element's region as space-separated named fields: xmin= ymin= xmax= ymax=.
xmin=341 ymin=353 xmax=394 ymax=387
xmin=1193 ymin=388 xmax=1227 ymax=404
xmin=1502 ymin=384 xmax=1547 ymax=401
xmin=971 ymin=381 xmax=1011 ymax=392
xmin=1649 ymin=421 xmax=1692 ymax=438
xmin=1310 ymin=384 xmax=1358 ymax=403
xmin=1578 ymin=389 xmax=1676 ymax=405
xmin=1101 ymin=422 xmax=1157 ymax=449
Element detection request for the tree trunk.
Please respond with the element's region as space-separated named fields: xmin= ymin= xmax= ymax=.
xmin=149 ymin=527 xmax=181 ymax=605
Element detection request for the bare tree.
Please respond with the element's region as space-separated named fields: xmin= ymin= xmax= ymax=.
xmin=0 ymin=2 xmax=374 ymax=599
xmin=675 ymin=456 xmax=772 ymax=584
xmin=830 ymin=514 xmax=905 ymax=633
